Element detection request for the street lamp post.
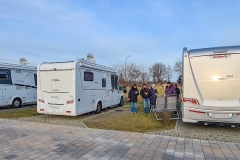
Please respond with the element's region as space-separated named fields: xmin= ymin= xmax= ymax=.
xmin=125 ymin=55 xmax=131 ymax=83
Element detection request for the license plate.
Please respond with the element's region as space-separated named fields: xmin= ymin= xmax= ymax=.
xmin=209 ymin=113 xmax=232 ymax=119
xmin=50 ymin=105 xmax=61 ymax=109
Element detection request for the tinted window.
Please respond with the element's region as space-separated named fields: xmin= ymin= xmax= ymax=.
xmin=84 ymin=72 xmax=93 ymax=81
xmin=0 ymin=71 xmax=9 ymax=80
xmin=102 ymin=78 xmax=106 ymax=87
xmin=0 ymin=70 xmax=12 ymax=84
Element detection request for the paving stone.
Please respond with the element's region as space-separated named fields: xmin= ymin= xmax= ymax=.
xmin=0 ymin=119 xmax=239 ymax=159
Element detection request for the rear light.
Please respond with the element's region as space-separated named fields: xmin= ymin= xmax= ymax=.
xmin=67 ymin=100 xmax=74 ymax=104
xmin=182 ymin=98 xmax=199 ymax=105
xmin=38 ymin=99 xmax=45 ymax=103
xmin=236 ymin=113 xmax=240 ymax=116
xmin=189 ymin=110 xmax=206 ymax=114
xmin=40 ymin=109 xmax=44 ymax=111
xmin=66 ymin=111 xmax=71 ymax=113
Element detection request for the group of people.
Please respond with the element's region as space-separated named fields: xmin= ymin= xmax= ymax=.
xmin=128 ymin=82 xmax=180 ymax=113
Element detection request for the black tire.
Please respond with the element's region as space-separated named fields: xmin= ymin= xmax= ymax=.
xmin=95 ymin=102 xmax=102 ymax=114
xmin=119 ymin=97 xmax=124 ymax=106
xmin=12 ymin=98 xmax=22 ymax=108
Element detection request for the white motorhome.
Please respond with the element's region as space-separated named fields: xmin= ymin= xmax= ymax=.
xmin=182 ymin=45 xmax=240 ymax=125
xmin=37 ymin=58 xmax=125 ymax=116
xmin=0 ymin=62 xmax=37 ymax=108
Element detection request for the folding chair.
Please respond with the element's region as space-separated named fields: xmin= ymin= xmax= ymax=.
xmin=166 ymin=94 xmax=180 ymax=119
xmin=150 ymin=96 xmax=165 ymax=120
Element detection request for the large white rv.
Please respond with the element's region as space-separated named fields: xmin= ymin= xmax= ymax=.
xmin=182 ymin=45 xmax=240 ymax=125
xmin=0 ymin=63 xmax=37 ymax=108
xmin=37 ymin=59 xmax=125 ymax=116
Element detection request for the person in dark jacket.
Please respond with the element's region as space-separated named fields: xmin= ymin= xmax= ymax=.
xmin=140 ymin=83 xmax=152 ymax=113
xmin=165 ymin=82 xmax=176 ymax=96
xmin=149 ymin=84 xmax=158 ymax=110
xmin=175 ymin=84 xmax=180 ymax=101
xmin=128 ymin=84 xmax=139 ymax=113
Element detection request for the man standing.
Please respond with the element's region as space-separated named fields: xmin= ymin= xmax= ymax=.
xmin=128 ymin=84 xmax=139 ymax=113
xmin=175 ymin=84 xmax=180 ymax=101
xmin=150 ymin=84 xmax=158 ymax=110
xmin=140 ymin=83 xmax=151 ymax=113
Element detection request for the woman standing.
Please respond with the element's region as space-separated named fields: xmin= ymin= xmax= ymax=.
xmin=128 ymin=84 xmax=139 ymax=113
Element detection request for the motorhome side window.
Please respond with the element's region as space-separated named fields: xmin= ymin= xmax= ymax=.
xmin=0 ymin=70 xmax=10 ymax=80
xmin=102 ymin=78 xmax=106 ymax=87
xmin=84 ymin=72 xmax=94 ymax=81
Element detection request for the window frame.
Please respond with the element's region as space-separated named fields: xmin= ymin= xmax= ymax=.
xmin=0 ymin=69 xmax=12 ymax=84
xmin=84 ymin=71 xmax=94 ymax=81
xmin=102 ymin=78 xmax=106 ymax=87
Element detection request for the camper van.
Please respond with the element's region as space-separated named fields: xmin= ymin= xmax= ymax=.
xmin=37 ymin=57 xmax=125 ymax=116
xmin=0 ymin=62 xmax=37 ymax=108
xmin=182 ymin=45 xmax=240 ymax=125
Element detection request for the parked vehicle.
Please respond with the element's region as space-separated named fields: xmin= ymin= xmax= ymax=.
xmin=182 ymin=45 xmax=240 ymax=126
xmin=37 ymin=57 xmax=125 ymax=116
xmin=0 ymin=62 xmax=37 ymax=108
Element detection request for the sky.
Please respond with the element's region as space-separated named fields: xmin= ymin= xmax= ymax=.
xmin=1 ymin=0 xmax=240 ymax=80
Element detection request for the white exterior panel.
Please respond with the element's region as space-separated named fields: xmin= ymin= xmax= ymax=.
xmin=37 ymin=59 xmax=125 ymax=116
xmin=182 ymin=46 xmax=240 ymax=124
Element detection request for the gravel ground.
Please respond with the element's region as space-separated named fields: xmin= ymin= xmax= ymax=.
xmin=149 ymin=120 xmax=240 ymax=143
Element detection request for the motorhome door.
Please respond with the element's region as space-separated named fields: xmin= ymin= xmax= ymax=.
xmin=110 ymin=75 xmax=114 ymax=102
xmin=110 ymin=74 xmax=120 ymax=103
xmin=24 ymin=74 xmax=32 ymax=100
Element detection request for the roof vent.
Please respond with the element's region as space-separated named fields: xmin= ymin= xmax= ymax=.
xmin=20 ymin=58 xmax=28 ymax=66
xmin=87 ymin=53 xmax=96 ymax=63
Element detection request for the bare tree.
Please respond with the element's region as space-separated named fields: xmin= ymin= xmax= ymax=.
xmin=166 ymin=65 xmax=173 ymax=82
xmin=174 ymin=61 xmax=182 ymax=76
xmin=112 ymin=63 xmax=125 ymax=80
xmin=127 ymin=62 xmax=141 ymax=82
xmin=149 ymin=62 xmax=167 ymax=84
xmin=138 ymin=65 xmax=149 ymax=82
xmin=112 ymin=62 xmax=142 ymax=83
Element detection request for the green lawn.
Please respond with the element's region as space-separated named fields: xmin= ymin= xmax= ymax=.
xmin=83 ymin=104 xmax=176 ymax=133
xmin=0 ymin=108 xmax=38 ymax=118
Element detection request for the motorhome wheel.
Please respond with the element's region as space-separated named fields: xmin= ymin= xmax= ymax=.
xmin=12 ymin=98 xmax=22 ymax=108
xmin=95 ymin=102 xmax=102 ymax=114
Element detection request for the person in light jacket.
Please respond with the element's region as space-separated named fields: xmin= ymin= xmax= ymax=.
xmin=149 ymin=84 xmax=158 ymax=110
xmin=128 ymin=84 xmax=139 ymax=113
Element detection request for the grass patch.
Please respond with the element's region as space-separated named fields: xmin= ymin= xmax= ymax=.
xmin=0 ymin=108 xmax=38 ymax=118
xmin=84 ymin=104 xmax=176 ymax=133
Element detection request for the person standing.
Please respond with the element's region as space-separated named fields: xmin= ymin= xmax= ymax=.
xmin=164 ymin=82 xmax=177 ymax=108
xmin=165 ymin=82 xmax=176 ymax=96
xmin=175 ymin=84 xmax=180 ymax=101
xmin=128 ymin=84 xmax=139 ymax=113
xmin=140 ymin=83 xmax=151 ymax=113
xmin=150 ymin=84 xmax=158 ymax=110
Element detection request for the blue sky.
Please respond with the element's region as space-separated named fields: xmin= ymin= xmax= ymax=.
xmin=1 ymin=0 xmax=240 ymax=75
